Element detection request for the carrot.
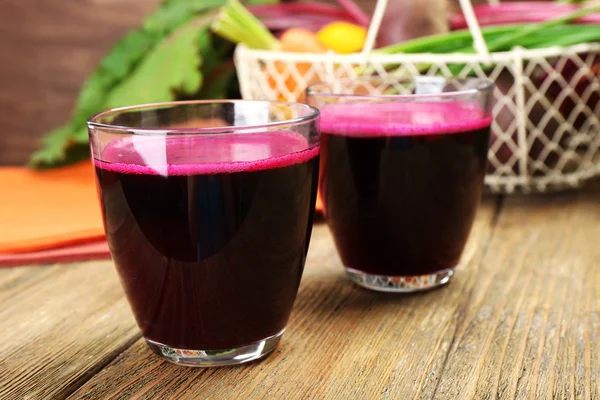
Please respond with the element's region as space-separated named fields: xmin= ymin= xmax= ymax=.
xmin=271 ymin=28 xmax=326 ymax=101
xmin=279 ymin=28 xmax=327 ymax=53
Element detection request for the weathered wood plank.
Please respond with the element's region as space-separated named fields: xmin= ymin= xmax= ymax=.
xmin=0 ymin=262 xmax=139 ymax=400
xmin=66 ymin=199 xmax=498 ymax=399
xmin=431 ymin=184 xmax=600 ymax=399
xmin=8 ymin=185 xmax=598 ymax=400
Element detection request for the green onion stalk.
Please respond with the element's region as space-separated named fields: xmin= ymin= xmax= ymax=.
xmin=367 ymin=4 xmax=600 ymax=77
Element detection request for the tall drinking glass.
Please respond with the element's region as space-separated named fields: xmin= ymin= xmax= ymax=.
xmin=307 ymin=77 xmax=493 ymax=292
xmin=88 ymin=100 xmax=320 ymax=366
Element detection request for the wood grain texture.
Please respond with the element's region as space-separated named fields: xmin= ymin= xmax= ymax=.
xmin=432 ymin=186 xmax=600 ymax=400
xmin=65 ymin=199 xmax=498 ymax=399
xmin=0 ymin=261 xmax=139 ymax=400
xmin=0 ymin=0 xmax=159 ymax=165
xmin=2 ymin=184 xmax=600 ymax=399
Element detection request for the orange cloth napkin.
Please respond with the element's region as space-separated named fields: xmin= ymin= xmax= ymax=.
xmin=0 ymin=162 xmax=105 ymax=254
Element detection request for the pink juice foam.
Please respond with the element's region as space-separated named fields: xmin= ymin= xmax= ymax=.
xmin=320 ymin=101 xmax=492 ymax=137
xmin=94 ymin=131 xmax=319 ymax=176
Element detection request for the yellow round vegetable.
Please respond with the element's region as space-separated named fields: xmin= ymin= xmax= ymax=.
xmin=317 ymin=21 xmax=367 ymax=54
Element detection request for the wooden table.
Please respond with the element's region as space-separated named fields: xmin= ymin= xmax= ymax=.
xmin=1 ymin=183 xmax=599 ymax=399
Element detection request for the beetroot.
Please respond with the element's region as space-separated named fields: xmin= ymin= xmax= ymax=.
xmin=450 ymin=2 xmax=600 ymax=30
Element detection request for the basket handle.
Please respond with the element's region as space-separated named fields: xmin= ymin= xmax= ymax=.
xmin=360 ymin=0 xmax=388 ymax=56
xmin=458 ymin=0 xmax=491 ymax=60
xmin=361 ymin=0 xmax=494 ymax=61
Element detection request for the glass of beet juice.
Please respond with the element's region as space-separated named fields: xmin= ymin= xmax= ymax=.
xmin=88 ymin=100 xmax=320 ymax=366
xmin=307 ymin=77 xmax=493 ymax=293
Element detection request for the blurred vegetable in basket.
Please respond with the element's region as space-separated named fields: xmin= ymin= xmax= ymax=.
xmin=381 ymin=3 xmax=600 ymax=175
xmin=212 ymin=0 xmax=368 ymax=99
xmin=447 ymin=3 xmax=600 ymax=133
xmin=248 ymin=1 xmax=368 ymax=32
xmin=450 ymin=1 xmax=600 ymax=29
xmin=372 ymin=4 xmax=600 ymax=111
xmin=377 ymin=0 xmax=450 ymax=46
xmin=317 ymin=21 xmax=368 ymax=53
xmin=375 ymin=4 xmax=600 ymax=57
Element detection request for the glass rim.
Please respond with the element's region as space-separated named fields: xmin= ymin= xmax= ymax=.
xmin=87 ymin=99 xmax=320 ymax=135
xmin=306 ymin=76 xmax=494 ymax=100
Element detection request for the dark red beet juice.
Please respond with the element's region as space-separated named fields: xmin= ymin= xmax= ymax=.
xmin=94 ymin=133 xmax=319 ymax=350
xmin=319 ymin=102 xmax=491 ymax=277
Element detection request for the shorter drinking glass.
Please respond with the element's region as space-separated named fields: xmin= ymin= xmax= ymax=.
xmin=307 ymin=77 xmax=493 ymax=292
xmin=88 ymin=100 xmax=320 ymax=366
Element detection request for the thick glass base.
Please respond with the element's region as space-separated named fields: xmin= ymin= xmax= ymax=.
xmin=345 ymin=267 xmax=454 ymax=293
xmin=146 ymin=329 xmax=284 ymax=367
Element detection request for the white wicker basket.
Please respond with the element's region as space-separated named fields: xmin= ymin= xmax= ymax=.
xmin=235 ymin=0 xmax=600 ymax=193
